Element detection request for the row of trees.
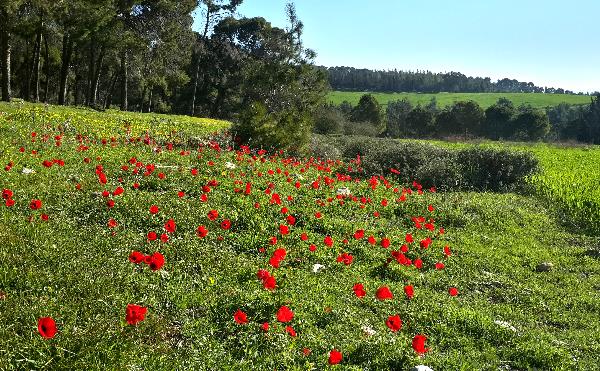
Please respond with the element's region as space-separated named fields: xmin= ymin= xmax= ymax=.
xmin=323 ymin=66 xmax=587 ymax=95
xmin=0 ymin=1 xmax=327 ymax=151
xmin=315 ymin=94 xmax=600 ymax=143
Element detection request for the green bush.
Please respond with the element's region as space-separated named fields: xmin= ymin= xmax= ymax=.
xmin=311 ymin=135 xmax=539 ymax=192
xmin=233 ymin=101 xmax=312 ymax=152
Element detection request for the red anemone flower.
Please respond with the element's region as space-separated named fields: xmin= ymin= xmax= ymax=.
xmin=234 ymin=309 xmax=248 ymax=324
xmin=375 ymin=286 xmax=393 ymax=301
xmin=386 ymin=314 xmax=402 ymax=332
xmin=412 ymin=334 xmax=429 ymax=355
xmin=276 ymin=305 xmax=294 ymax=323
xmin=125 ymin=304 xmax=147 ymax=325
xmin=328 ymin=349 xmax=342 ymax=365
xmin=37 ymin=317 xmax=57 ymax=339
xmin=353 ymin=283 xmax=366 ymax=298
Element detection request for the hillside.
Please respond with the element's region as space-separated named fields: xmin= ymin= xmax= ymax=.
xmin=0 ymin=103 xmax=599 ymax=369
xmin=328 ymin=91 xmax=592 ymax=109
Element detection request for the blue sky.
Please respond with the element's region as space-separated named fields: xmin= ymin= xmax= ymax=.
xmin=193 ymin=0 xmax=600 ymax=93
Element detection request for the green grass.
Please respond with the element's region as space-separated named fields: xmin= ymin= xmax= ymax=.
xmin=417 ymin=139 xmax=600 ymax=236
xmin=328 ymin=91 xmax=593 ymax=109
xmin=0 ymin=104 xmax=599 ymax=369
xmin=0 ymin=100 xmax=231 ymax=140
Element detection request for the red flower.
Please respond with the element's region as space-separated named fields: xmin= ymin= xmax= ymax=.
xmin=279 ymin=224 xmax=289 ymax=235
xmin=300 ymin=232 xmax=308 ymax=241
xmin=448 ymin=287 xmax=458 ymax=297
xmin=285 ymin=325 xmax=297 ymax=337
xmin=375 ymin=286 xmax=393 ymax=300
xmin=435 ymin=262 xmax=445 ymax=270
xmin=257 ymin=269 xmax=270 ymax=281
xmin=276 ymin=305 xmax=294 ymax=323
xmin=29 ymin=199 xmax=42 ymax=210
xmin=263 ymin=276 xmax=276 ymax=291
xmin=147 ymin=231 xmax=157 ymax=241
xmin=160 ymin=233 xmax=169 ymax=243
xmin=336 ymin=252 xmax=353 ymax=266
xmin=386 ymin=314 xmax=402 ymax=332
xmin=443 ymin=245 xmax=452 ymax=257
xmin=40 ymin=214 xmax=49 ymax=221
xmin=324 ymin=235 xmax=333 ymax=247
xmin=37 ymin=317 xmax=57 ymax=339
xmin=164 ymin=219 xmax=176 ymax=233
xmin=354 ymin=229 xmax=364 ymax=240
xmin=149 ymin=205 xmax=159 ymax=214
xmin=129 ymin=251 xmax=144 ymax=264
xmin=309 ymin=244 xmax=317 ymax=252
xmin=125 ymin=304 xmax=147 ymax=325
xmin=261 ymin=322 xmax=269 ymax=332
xmin=380 ymin=238 xmax=391 ymax=248
xmin=328 ymin=349 xmax=342 ymax=365
xmin=107 ymin=219 xmax=118 ymax=228
xmin=113 ymin=186 xmax=124 ymax=196
xmin=196 ymin=225 xmax=208 ymax=238
xmin=221 ymin=219 xmax=231 ymax=230
xmin=405 ymin=233 xmax=414 ymax=243
xmin=1 ymin=189 xmax=12 ymax=199
xmin=207 ymin=209 xmax=219 ymax=221
xmin=414 ymin=258 xmax=423 ymax=269
xmin=234 ymin=309 xmax=248 ymax=324
xmin=286 ymin=215 xmax=296 ymax=225
xmin=412 ymin=334 xmax=429 ymax=355
xmin=146 ymin=252 xmax=165 ymax=271
xmin=353 ymin=283 xmax=366 ymax=298
xmin=5 ymin=199 xmax=15 ymax=207
xmin=404 ymin=285 xmax=414 ymax=299
xmin=368 ymin=236 xmax=376 ymax=245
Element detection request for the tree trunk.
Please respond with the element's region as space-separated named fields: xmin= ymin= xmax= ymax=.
xmin=120 ymin=50 xmax=127 ymax=111
xmin=86 ymin=35 xmax=96 ymax=106
xmin=148 ymin=88 xmax=153 ymax=113
xmin=58 ymin=33 xmax=73 ymax=105
xmin=32 ymin=22 xmax=43 ymax=102
xmin=0 ymin=7 xmax=10 ymax=102
xmin=43 ymin=33 xmax=50 ymax=103
xmin=91 ymin=46 xmax=104 ymax=107
xmin=191 ymin=56 xmax=200 ymax=116
xmin=104 ymin=70 xmax=118 ymax=109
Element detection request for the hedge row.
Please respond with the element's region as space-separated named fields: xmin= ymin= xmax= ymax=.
xmin=311 ymin=135 xmax=539 ymax=192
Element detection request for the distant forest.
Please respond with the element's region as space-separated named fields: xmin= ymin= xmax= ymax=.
xmin=322 ymin=66 xmax=590 ymax=95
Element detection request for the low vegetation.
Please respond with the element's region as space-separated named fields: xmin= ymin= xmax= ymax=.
xmin=0 ymin=104 xmax=599 ymax=370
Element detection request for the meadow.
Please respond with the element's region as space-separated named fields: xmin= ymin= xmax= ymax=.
xmin=0 ymin=102 xmax=599 ymax=370
xmin=328 ymin=91 xmax=592 ymax=109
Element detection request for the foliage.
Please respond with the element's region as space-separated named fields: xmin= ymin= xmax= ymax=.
xmin=328 ymin=91 xmax=591 ymax=110
xmin=324 ymin=66 xmax=581 ymax=94
xmin=313 ymin=135 xmax=539 ymax=192
xmin=1 ymin=105 xmax=599 ymax=370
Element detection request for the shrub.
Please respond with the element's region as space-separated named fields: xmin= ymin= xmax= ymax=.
xmin=233 ymin=101 xmax=312 ymax=153
xmin=312 ymin=135 xmax=539 ymax=192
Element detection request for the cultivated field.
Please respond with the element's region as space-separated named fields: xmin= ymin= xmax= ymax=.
xmin=328 ymin=91 xmax=592 ymax=109
xmin=0 ymin=103 xmax=599 ymax=370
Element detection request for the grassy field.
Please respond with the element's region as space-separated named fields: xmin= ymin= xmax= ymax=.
xmin=420 ymin=139 xmax=600 ymax=236
xmin=0 ymin=103 xmax=599 ymax=369
xmin=328 ymin=91 xmax=593 ymax=109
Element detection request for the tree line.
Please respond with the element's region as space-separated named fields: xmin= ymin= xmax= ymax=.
xmin=314 ymin=94 xmax=600 ymax=144
xmin=323 ymin=66 xmax=591 ymax=95
xmin=0 ymin=0 xmax=327 ymax=151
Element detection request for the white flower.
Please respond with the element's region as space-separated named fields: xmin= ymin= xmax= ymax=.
xmin=225 ymin=161 xmax=236 ymax=170
xmin=361 ymin=325 xmax=376 ymax=337
xmin=411 ymin=366 xmax=434 ymax=371
xmin=494 ymin=320 xmax=517 ymax=332
xmin=312 ymin=263 xmax=325 ymax=273
xmin=336 ymin=187 xmax=351 ymax=196
xmin=21 ymin=167 xmax=36 ymax=175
